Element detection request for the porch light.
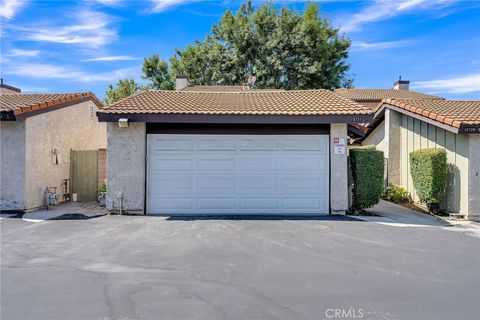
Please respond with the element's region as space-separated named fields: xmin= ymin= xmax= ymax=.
xmin=118 ymin=118 xmax=129 ymax=128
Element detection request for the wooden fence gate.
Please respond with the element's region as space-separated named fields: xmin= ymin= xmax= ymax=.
xmin=70 ymin=150 xmax=98 ymax=202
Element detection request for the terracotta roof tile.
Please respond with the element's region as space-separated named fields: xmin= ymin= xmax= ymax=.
xmin=180 ymin=85 xmax=285 ymax=92
xmin=99 ymin=89 xmax=373 ymax=116
xmin=0 ymin=93 xmax=103 ymax=118
xmin=381 ymin=99 xmax=480 ymax=129
xmin=335 ymin=88 xmax=444 ymax=101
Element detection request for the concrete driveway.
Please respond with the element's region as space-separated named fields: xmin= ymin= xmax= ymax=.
xmin=1 ymin=213 xmax=479 ymax=320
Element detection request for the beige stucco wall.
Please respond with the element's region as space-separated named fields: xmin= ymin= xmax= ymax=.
xmin=106 ymin=122 xmax=146 ymax=214
xmin=399 ymin=112 xmax=470 ymax=216
xmin=0 ymin=121 xmax=26 ymax=210
xmin=363 ymin=121 xmax=385 ymax=153
xmin=24 ymin=101 xmax=106 ymax=210
xmin=330 ymin=123 xmax=349 ymax=214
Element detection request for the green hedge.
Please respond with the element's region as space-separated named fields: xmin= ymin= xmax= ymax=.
xmin=409 ymin=148 xmax=448 ymax=211
xmin=350 ymin=147 xmax=384 ymax=211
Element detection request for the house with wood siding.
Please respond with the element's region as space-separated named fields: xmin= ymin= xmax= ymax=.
xmin=361 ymin=99 xmax=480 ymax=221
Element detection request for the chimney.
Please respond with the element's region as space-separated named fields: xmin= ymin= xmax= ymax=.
xmin=175 ymin=74 xmax=188 ymax=91
xmin=393 ymin=76 xmax=409 ymax=90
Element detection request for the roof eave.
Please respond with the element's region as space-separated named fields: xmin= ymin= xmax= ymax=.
xmin=97 ymin=112 xmax=374 ymax=124
xmin=1 ymin=95 xmax=104 ymax=121
xmin=364 ymin=102 xmax=464 ymax=138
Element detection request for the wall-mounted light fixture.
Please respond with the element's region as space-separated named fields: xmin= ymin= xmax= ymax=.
xmin=118 ymin=118 xmax=129 ymax=128
xmin=51 ymin=148 xmax=59 ymax=165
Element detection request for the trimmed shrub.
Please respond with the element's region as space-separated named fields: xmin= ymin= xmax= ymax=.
xmin=350 ymin=147 xmax=384 ymax=211
xmin=409 ymin=148 xmax=448 ymax=212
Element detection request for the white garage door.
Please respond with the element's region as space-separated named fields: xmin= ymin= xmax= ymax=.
xmin=147 ymin=134 xmax=329 ymax=215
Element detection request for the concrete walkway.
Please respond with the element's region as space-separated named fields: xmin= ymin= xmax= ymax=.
xmin=355 ymin=200 xmax=480 ymax=239
xmin=21 ymin=202 xmax=105 ymax=223
xmin=365 ymin=199 xmax=450 ymax=227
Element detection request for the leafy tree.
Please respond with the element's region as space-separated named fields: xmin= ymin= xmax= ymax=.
xmin=142 ymin=54 xmax=175 ymax=90
xmin=142 ymin=1 xmax=352 ymax=90
xmin=103 ymin=78 xmax=140 ymax=105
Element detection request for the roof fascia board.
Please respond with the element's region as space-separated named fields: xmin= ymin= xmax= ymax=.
xmin=0 ymin=84 xmax=21 ymax=92
xmin=384 ymin=104 xmax=459 ymax=134
xmin=347 ymin=124 xmax=366 ymax=137
xmin=97 ymin=112 xmax=374 ymax=124
xmin=12 ymin=97 xmax=101 ymax=121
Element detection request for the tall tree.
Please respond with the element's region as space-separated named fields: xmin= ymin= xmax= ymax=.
xmin=142 ymin=1 xmax=353 ymax=90
xmin=103 ymin=78 xmax=139 ymax=105
xmin=142 ymin=54 xmax=175 ymax=90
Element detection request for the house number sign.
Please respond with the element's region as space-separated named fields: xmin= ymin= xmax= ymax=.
xmin=334 ymin=137 xmax=345 ymax=155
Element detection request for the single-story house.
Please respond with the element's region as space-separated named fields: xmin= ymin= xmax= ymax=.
xmin=0 ymin=88 xmax=107 ymax=211
xmin=361 ymin=98 xmax=480 ymax=221
xmin=334 ymin=78 xmax=444 ymax=142
xmin=1 ymin=79 xmax=21 ymax=94
xmin=97 ymin=78 xmax=373 ymax=215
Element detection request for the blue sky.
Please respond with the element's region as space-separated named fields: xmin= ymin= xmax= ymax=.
xmin=1 ymin=0 xmax=479 ymax=100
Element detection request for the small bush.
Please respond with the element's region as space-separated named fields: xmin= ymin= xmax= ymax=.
xmin=97 ymin=183 xmax=107 ymax=194
xmin=385 ymin=183 xmax=409 ymax=203
xmin=350 ymin=147 xmax=384 ymax=211
xmin=409 ymin=148 xmax=448 ymax=212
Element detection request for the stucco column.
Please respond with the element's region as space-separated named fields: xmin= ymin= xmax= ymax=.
xmin=385 ymin=109 xmax=401 ymax=185
xmin=468 ymin=135 xmax=480 ymax=221
xmin=106 ymin=122 xmax=146 ymax=214
xmin=330 ymin=123 xmax=348 ymax=214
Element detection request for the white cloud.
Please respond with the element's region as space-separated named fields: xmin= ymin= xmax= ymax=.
xmin=5 ymin=62 xmax=137 ymax=83
xmin=92 ymin=0 xmax=122 ymax=5
xmin=397 ymin=0 xmax=427 ymax=11
xmin=339 ymin=0 xmax=459 ymax=32
xmin=150 ymin=0 xmax=202 ymax=13
xmin=16 ymin=9 xmax=117 ymax=48
xmin=0 ymin=0 xmax=27 ymax=19
xmin=351 ymin=40 xmax=412 ymax=51
xmin=84 ymin=55 xmax=138 ymax=62
xmin=412 ymin=73 xmax=480 ymax=94
xmin=7 ymin=48 xmax=40 ymax=57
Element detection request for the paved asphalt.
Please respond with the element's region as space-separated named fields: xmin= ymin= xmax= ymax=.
xmin=1 ymin=214 xmax=479 ymax=320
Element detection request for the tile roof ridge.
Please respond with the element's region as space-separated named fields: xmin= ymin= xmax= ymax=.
xmin=148 ymin=88 xmax=330 ymax=94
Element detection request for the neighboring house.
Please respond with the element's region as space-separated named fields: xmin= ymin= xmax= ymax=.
xmin=335 ymin=78 xmax=444 ymax=142
xmin=0 ymin=79 xmax=21 ymax=94
xmin=97 ymin=78 xmax=373 ymax=215
xmin=362 ymin=98 xmax=480 ymax=221
xmin=0 ymin=89 xmax=107 ymax=211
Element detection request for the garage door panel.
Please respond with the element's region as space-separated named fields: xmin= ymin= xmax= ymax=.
xmin=280 ymin=157 xmax=324 ymax=172
xmin=240 ymin=157 xmax=279 ymax=171
xmin=197 ymin=177 xmax=236 ymax=190
xmin=282 ymin=139 xmax=326 ymax=151
xmin=147 ymin=134 xmax=329 ymax=215
xmin=283 ymin=177 xmax=324 ymax=189
xmin=197 ymin=139 xmax=236 ymax=151
xmin=150 ymin=139 xmax=194 ymax=151
xmin=239 ymin=139 xmax=279 ymax=150
xmin=198 ymin=198 xmax=236 ymax=210
xmin=283 ymin=198 xmax=327 ymax=210
xmin=151 ymin=159 xmax=194 ymax=171
xmin=240 ymin=177 xmax=278 ymax=190
xmin=149 ymin=177 xmax=194 ymax=191
xmin=198 ymin=159 xmax=235 ymax=171
xmin=150 ymin=198 xmax=194 ymax=210
xmin=240 ymin=198 xmax=279 ymax=209
xmin=282 ymin=177 xmax=328 ymax=194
